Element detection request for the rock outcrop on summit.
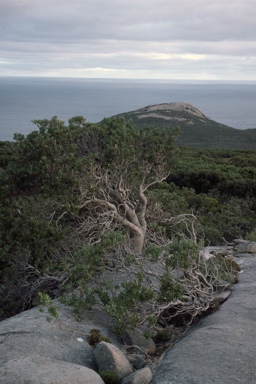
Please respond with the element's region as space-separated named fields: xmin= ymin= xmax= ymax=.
xmin=133 ymin=102 xmax=208 ymax=122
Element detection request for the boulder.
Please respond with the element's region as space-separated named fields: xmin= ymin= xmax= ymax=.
xmin=122 ymin=328 xmax=156 ymax=355
xmin=125 ymin=346 xmax=147 ymax=369
xmin=0 ymin=356 xmax=104 ymax=384
xmin=214 ymin=289 xmax=231 ymax=305
xmin=93 ymin=341 xmax=133 ymax=380
xmin=127 ymin=354 xmax=147 ymax=370
xmin=121 ymin=367 xmax=153 ymax=384
xmin=233 ymin=239 xmax=256 ymax=254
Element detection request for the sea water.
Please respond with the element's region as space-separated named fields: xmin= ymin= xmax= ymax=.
xmin=1 ymin=77 xmax=256 ymax=141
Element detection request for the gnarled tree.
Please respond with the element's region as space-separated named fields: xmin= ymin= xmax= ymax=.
xmin=76 ymin=117 xmax=179 ymax=253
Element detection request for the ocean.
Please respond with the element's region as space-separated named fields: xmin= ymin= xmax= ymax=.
xmin=1 ymin=77 xmax=256 ymax=142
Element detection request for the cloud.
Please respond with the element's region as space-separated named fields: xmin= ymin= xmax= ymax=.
xmin=0 ymin=0 xmax=256 ymax=79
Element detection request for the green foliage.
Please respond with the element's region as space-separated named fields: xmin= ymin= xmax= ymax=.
xmin=38 ymin=292 xmax=58 ymax=320
xmin=119 ymin=274 xmax=154 ymax=303
xmin=60 ymin=291 xmax=96 ymax=319
xmin=158 ymin=274 xmax=183 ymax=303
xmin=166 ymin=147 xmax=256 ymax=243
xmin=4 ymin=116 xmax=87 ymax=198
xmin=148 ymin=181 xmax=189 ymax=215
xmin=67 ymin=232 xmax=125 ymax=284
xmin=165 ymin=239 xmax=201 ymax=270
xmin=99 ymin=370 xmax=120 ymax=384
xmin=0 ymin=117 xmax=90 ymax=318
xmin=105 ymin=302 xmax=140 ymax=336
xmin=98 ymin=117 xmax=179 ymax=164
xmin=85 ymin=117 xmax=179 ymax=195
xmin=142 ymin=243 xmax=163 ymax=262
xmin=104 ymin=272 xmax=154 ymax=335
xmin=0 ymin=196 xmax=67 ymax=267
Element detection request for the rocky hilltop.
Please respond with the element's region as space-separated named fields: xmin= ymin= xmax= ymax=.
xmin=112 ymin=102 xmax=256 ymax=151
xmin=131 ymin=102 xmax=208 ymax=123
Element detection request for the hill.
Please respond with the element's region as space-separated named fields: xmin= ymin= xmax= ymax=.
xmin=110 ymin=102 xmax=256 ymax=150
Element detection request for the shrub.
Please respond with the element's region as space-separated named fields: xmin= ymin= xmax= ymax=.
xmin=99 ymin=371 xmax=120 ymax=384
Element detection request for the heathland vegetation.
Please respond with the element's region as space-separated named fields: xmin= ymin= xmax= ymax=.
xmin=0 ymin=111 xmax=255 ymax=335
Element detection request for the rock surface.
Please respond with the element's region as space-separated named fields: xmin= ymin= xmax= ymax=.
xmin=233 ymin=239 xmax=256 ymax=254
xmin=134 ymin=102 xmax=207 ymax=121
xmin=93 ymin=341 xmax=133 ymax=379
xmin=151 ymin=244 xmax=256 ymax=384
xmin=0 ymin=356 xmax=104 ymax=384
xmin=0 ymin=303 xmax=122 ymax=383
xmin=125 ymin=346 xmax=147 ymax=370
xmin=0 ymin=304 xmax=117 ymax=366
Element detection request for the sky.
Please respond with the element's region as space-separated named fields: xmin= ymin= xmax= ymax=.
xmin=1 ymin=0 xmax=256 ymax=80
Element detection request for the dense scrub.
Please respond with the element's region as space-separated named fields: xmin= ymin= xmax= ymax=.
xmin=167 ymin=147 xmax=256 ymax=244
xmin=0 ymin=118 xmax=255 ymax=323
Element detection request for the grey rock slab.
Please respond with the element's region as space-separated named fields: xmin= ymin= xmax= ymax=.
xmin=94 ymin=341 xmax=133 ymax=379
xmin=152 ymin=253 xmax=256 ymax=384
xmin=234 ymin=240 xmax=256 ymax=254
xmin=0 ymin=302 xmax=121 ymax=370
xmin=0 ymin=306 xmax=95 ymax=369
xmin=0 ymin=356 xmax=104 ymax=384
xmin=121 ymin=367 xmax=153 ymax=384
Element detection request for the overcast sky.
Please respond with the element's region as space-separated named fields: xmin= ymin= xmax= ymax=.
xmin=1 ymin=0 xmax=256 ymax=80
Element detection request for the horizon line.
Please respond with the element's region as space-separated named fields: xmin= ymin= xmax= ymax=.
xmin=1 ymin=75 xmax=256 ymax=84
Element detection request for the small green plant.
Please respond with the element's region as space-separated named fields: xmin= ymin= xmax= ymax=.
xmin=38 ymin=292 xmax=58 ymax=321
xmin=99 ymin=370 xmax=120 ymax=384
xmin=87 ymin=329 xmax=111 ymax=346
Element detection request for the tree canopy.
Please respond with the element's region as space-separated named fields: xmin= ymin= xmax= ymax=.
xmin=76 ymin=117 xmax=179 ymax=253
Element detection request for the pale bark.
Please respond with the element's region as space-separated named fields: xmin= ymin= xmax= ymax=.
xmin=80 ymin=191 xmax=147 ymax=253
xmin=130 ymin=228 xmax=146 ymax=254
xmin=78 ymin=162 xmax=170 ymax=254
